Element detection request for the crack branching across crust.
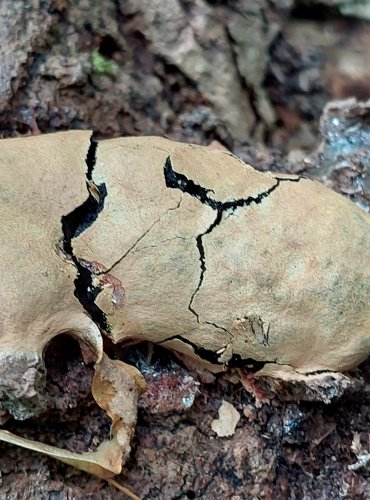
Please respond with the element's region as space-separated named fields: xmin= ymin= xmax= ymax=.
xmin=163 ymin=156 xmax=300 ymax=325
xmin=53 ymin=134 xmax=370 ymax=378
xmin=61 ymin=139 xmax=301 ymax=371
xmin=61 ymin=137 xmax=109 ymax=332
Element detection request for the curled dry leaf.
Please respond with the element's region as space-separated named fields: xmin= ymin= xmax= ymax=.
xmin=91 ymin=352 xmax=147 ymax=470
xmin=0 ymin=353 xmax=145 ymax=479
xmin=349 ymin=432 xmax=370 ymax=471
xmin=211 ymin=400 xmax=241 ymax=437
xmin=0 ymin=130 xmax=370 ymax=474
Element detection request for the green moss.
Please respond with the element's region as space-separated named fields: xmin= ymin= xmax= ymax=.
xmin=91 ymin=49 xmax=118 ymax=77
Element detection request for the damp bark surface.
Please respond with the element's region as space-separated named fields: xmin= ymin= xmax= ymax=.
xmin=1 ymin=130 xmax=370 ymax=500
xmin=1 ymin=2 xmax=370 ymax=498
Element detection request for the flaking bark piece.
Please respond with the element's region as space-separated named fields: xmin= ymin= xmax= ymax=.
xmin=0 ymin=131 xmax=103 ymax=419
xmin=1 ymin=130 xmax=370 ymax=417
xmin=91 ymin=353 xmax=147 ymax=469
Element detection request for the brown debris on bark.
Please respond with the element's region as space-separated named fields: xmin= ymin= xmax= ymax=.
xmin=1 ymin=1 xmax=370 ymax=499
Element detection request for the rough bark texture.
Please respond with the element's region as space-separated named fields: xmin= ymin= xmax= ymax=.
xmin=1 ymin=1 xmax=370 ymax=499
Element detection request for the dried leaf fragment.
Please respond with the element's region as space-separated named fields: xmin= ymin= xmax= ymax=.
xmin=211 ymin=400 xmax=241 ymax=437
xmin=92 ymin=353 xmax=147 ymax=470
xmin=0 ymin=429 xmax=118 ymax=479
xmin=349 ymin=433 xmax=370 ymax=471
xmin=0 ymin=353 xmax=146 ymax=479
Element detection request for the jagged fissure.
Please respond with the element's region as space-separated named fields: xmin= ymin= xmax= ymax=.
xmin=61 ymin=137 xmax=109 ymax=331
xmin=159 ymin=334 xmax=339 ymax=373
xmin=164 ymin=156 xmax=300 ymax=325
xmin=85 ymin=139 xmax=97 ymax=181
xmin=188 ymin=212 xmax=221 ymax=320
xmin=159 ymin=334 xmax=266 ymax=370
xmin=164 ymin=157 xmax=218 ymax=209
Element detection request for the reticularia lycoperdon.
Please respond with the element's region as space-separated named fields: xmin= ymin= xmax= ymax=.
xmin=1 ymin=130 xmax=370 ymax=421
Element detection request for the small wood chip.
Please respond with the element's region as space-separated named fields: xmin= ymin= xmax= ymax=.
xmin=211 ymin=400 xmax=241 ymax=437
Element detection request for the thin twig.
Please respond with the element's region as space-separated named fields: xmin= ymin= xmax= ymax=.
xmin=107 ymin=478 xmax=141 ymax=500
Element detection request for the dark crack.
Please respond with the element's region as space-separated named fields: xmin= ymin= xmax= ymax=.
xmin=205 ymin=320 xmax=233 ymax=338
xmin=160 ymin=335 xmax=341 ymax=374
xmin=188 ymin=211 xmax=222 ymax=321
xmin=164 ymin=156 xmax=300 ymax=327
xmin=100 ymin=198 xmax=183 ymax=275
xmin=159 ymin=334 xmax=266 ymax=370
xmin=61 ymin=136 xmax=109 ymax=331
xmin=164 ymin=157 xmax=218 ymax=209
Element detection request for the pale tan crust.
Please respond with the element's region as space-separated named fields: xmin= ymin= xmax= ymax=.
xmin=0 ymin=131 xmax=102 ymax=358
xmin=1 ymin=130 xmax=370 ymax=390
xmin=80 ymin=136 xmax=370 ymax=378
xmin=1 ymin=130 xmax=370 ymax=477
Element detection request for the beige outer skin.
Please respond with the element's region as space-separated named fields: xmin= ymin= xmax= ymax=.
xmin=1 ymin=131 xmax=370 ymax=397
xmin=0 ymin=131 xmax=102 ymax=416
xmin=5 ymin=131 xmax=370 ymax=476
xmin=72 ymin=136 xmax=370 ymax=378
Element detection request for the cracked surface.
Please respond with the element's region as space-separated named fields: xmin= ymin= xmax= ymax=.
xmin=163 ymin=156 xmax=300 ymax=327
xmin=0 ymin=130 xmax=92 ymax=354
xmin=0 ymin=131 xmax=103 ymax=417
xmin=1 ymin=131 xmax=370 ymax=411
xmin=68 ymin=135 xmax=370 ymax=377
xmin=61 ymin=137 xmax=109 ymax=331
